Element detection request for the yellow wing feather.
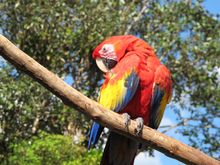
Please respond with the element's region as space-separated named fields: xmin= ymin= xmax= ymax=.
xmin=99 ymin=73 xmax=128 ymax=110
xmin=99 ymin=69 xmax=139 ymax=112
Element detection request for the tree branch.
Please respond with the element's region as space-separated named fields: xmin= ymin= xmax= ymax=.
xmin=160 ymin=118 xmax=193 ymax=133
xmin=124 ymin=0 xmax=149 ymax=35
xmin=0 ymin=34 xmax=219 ymax=165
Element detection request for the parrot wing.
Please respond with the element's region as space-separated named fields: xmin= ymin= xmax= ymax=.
xmin=149 ymin=64 xmax=172 ymax=129
xmin=99 ymin=54 xmax=140 ymax=112
xmin=88 ymin=54 xmax=140 ymax=148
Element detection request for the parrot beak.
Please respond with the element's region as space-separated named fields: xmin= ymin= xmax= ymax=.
xmin=96 ymin=58 xmax=109 ymax=72
xmin=96 ymin=58 xmax=117 ymax=73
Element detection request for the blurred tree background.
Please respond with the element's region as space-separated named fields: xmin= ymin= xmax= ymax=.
xmin=0 ymin=0 xmax=219 ymax=164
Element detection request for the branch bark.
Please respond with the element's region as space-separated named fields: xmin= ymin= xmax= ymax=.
xmin=0 ymin=34 xmax=219 ymax=165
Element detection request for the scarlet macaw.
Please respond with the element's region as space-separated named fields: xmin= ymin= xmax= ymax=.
xmin=88 ymin=35 xmax=172 ymax=165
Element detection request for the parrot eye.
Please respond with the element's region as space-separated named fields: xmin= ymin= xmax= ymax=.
xmin=102 ymin=58 xmax=117 ymax=70
xmin=102 ymin=47 xmax=107 ymax=52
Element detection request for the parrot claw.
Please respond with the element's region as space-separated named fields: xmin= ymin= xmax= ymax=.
xmin=135 ymin=117 xmax=144 ymax=135
xmin=122 ymin=113 xmax=131 ymax=128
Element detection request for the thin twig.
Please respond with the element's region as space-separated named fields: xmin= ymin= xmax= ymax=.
xmin=161 ymin=118 xmax=191 ymax=134
xmin=124 ymin=0 xmax=149 ymax=35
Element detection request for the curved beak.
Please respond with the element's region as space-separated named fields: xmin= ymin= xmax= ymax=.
xmin=96 ymin=58 xmax=109 ymax=73
xmin=95 ymin=58 xmax=117 ymax=73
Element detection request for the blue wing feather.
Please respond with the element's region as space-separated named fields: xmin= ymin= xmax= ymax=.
xmin=149 ymin=84 xmax=165 ymax=129
xmin=88 ymin=122 xmax=104 ymax=149
xmin=115 ymin=70 xmax=139 ymax=112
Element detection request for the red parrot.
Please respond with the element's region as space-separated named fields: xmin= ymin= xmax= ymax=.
xmin=88 ymin=35 xmax=172 ymax=165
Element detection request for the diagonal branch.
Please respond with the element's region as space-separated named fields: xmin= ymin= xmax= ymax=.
xmin=0 ymin=34 xmax=219 ymax=165
xmin=124 ymin=0 xmax=149 ymax=35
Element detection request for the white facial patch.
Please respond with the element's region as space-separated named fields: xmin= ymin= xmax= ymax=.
xmin=99 ymin=44 xmax=117 ymax=60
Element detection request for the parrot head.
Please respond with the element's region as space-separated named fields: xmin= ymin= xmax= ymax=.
xmin=92 ymin=35 xmax=137 ymax=72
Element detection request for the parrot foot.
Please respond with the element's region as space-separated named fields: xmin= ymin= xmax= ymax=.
xmin=135 ymin=117 xmax=144 ymax=135
xmin=122 ymin=113 xmax=131 ymax=128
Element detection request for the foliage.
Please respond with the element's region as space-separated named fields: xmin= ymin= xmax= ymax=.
xmin=6 ymin=132 xmax=101 ymax=165
xmin=0 ymin=65 xmax=86 ymax=160
xmin=0 ymin=0 xmax=219 ymax=162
